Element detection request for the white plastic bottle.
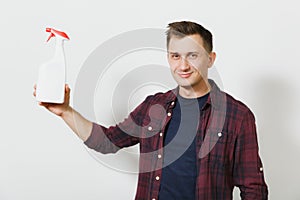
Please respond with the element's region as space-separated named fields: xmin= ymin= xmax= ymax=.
xmin=36 ymin=28 xmax=70 ymax=103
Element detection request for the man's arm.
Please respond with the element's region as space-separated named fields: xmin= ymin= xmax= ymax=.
xmin=233 ymin=110 xmax=268 ymax=200
xmin=34 ymin=84 xmax=92 ymax=141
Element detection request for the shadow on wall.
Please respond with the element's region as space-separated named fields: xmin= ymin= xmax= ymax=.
xmin=252 ymin=76 xmax=300 ymax=200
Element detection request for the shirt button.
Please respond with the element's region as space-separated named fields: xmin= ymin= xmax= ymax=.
xmin=218 ymin=132 xmax=222 ymax=137
xmin=152 ymin=198 xmax=156 ymax=200
xmin=171 ymin=101 xmax=175 ymax=106
xmin=159 ymin=132 xmax=163 ymax=137
xmin=148 ymin=126 xmax=153 ymax=131
xmin=155 ymin=176 xmax=160 ymax=181
xmin=157 ymin=154 xmax=162 ymax=159
xmin=167 ymin=112 xmax=172 ymax=117
xmin=260 ymin=167 xmax=263 ymax=172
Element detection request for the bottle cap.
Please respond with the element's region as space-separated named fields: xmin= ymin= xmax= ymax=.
xmin=46 ymin=28 xmax=70 ymax=42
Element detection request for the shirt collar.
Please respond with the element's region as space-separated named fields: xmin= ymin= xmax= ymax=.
xmin=165 ymin=79 xmax=226 ymax=110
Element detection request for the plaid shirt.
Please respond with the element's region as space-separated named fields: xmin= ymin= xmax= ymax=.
xmin=84 ymin=80 xmax=268 ymax=200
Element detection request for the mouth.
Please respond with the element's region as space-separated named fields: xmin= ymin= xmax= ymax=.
xmin=177 ymin=72 xmax=193 ymax=78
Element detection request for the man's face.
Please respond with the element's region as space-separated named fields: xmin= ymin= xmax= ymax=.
xmin=167 ymin=34 xmax=215 ymax=91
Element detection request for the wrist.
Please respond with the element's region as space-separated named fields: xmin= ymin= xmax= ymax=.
xmin=61 ymin=106 xmax=73 ymax=119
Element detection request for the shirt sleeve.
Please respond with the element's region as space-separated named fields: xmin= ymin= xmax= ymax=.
xmin=84 ymin=95 xmax=152 ymax=154
xmin=233 ymin=110 xmax=268 ymax=199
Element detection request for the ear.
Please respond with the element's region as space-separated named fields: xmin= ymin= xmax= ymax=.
xmin=208 ymin=52 xmax=216 ymax=68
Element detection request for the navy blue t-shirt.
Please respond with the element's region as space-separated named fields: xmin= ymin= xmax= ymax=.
xmin=158 ymin=93 xmax=209 ymax=200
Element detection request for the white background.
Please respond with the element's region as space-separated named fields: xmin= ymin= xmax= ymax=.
xmin=1 ymin=0 xmax=300 ymax=199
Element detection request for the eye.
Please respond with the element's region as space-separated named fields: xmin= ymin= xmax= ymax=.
xmin=170 ymin=53 xmax=180 ymax=60
xmin=188 ymin=53 xmax=198 ymax=59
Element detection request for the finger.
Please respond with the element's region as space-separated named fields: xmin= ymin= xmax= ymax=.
xmin=39 ymin=102 xmax=48 ymax=106
xmin=33 ymin=84 xmax=37 ymax=96
xmin=65 ymin=84 xmax=70 ymax=93
xmin=40 ymin=102 xmax=51 ymax=110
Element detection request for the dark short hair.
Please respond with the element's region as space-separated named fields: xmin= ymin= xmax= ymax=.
xmin=166 ymin=21 xmax=213 ymax=52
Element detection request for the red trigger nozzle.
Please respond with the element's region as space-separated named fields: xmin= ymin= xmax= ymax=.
xmin=46 ymin=33 xmax=55 ymax=42
xmin=45 ymin=27 xmax=70 ymax=42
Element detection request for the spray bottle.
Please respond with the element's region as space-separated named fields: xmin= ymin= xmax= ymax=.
xmin=36 ymin=28 xmax=70 ymax=103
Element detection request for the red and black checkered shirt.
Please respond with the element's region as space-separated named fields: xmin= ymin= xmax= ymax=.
xmin=84 ymin=80 xmax=268 ymax=200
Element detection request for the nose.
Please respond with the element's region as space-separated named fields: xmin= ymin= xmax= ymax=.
xmin=179 ymin=57 xmax=190 ymax=71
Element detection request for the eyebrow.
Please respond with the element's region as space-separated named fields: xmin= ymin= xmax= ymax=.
xmin=168 ymin=51 xmax=199 ymax=54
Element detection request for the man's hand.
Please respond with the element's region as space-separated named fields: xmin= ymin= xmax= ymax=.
xmin=33 ymin=84 xmax=71 ymax=117
xmin=33 ymin=83 xmax=93 ymax=141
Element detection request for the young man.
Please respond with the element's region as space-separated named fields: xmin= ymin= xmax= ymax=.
xmin=34 ymin=21 xmax=268 ymax=199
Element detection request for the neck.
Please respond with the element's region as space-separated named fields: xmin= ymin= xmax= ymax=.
xmin=179 ymin=79 xmax=211 ymax=98
xmin=54 ymin=38 xmax=65 ymax=62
